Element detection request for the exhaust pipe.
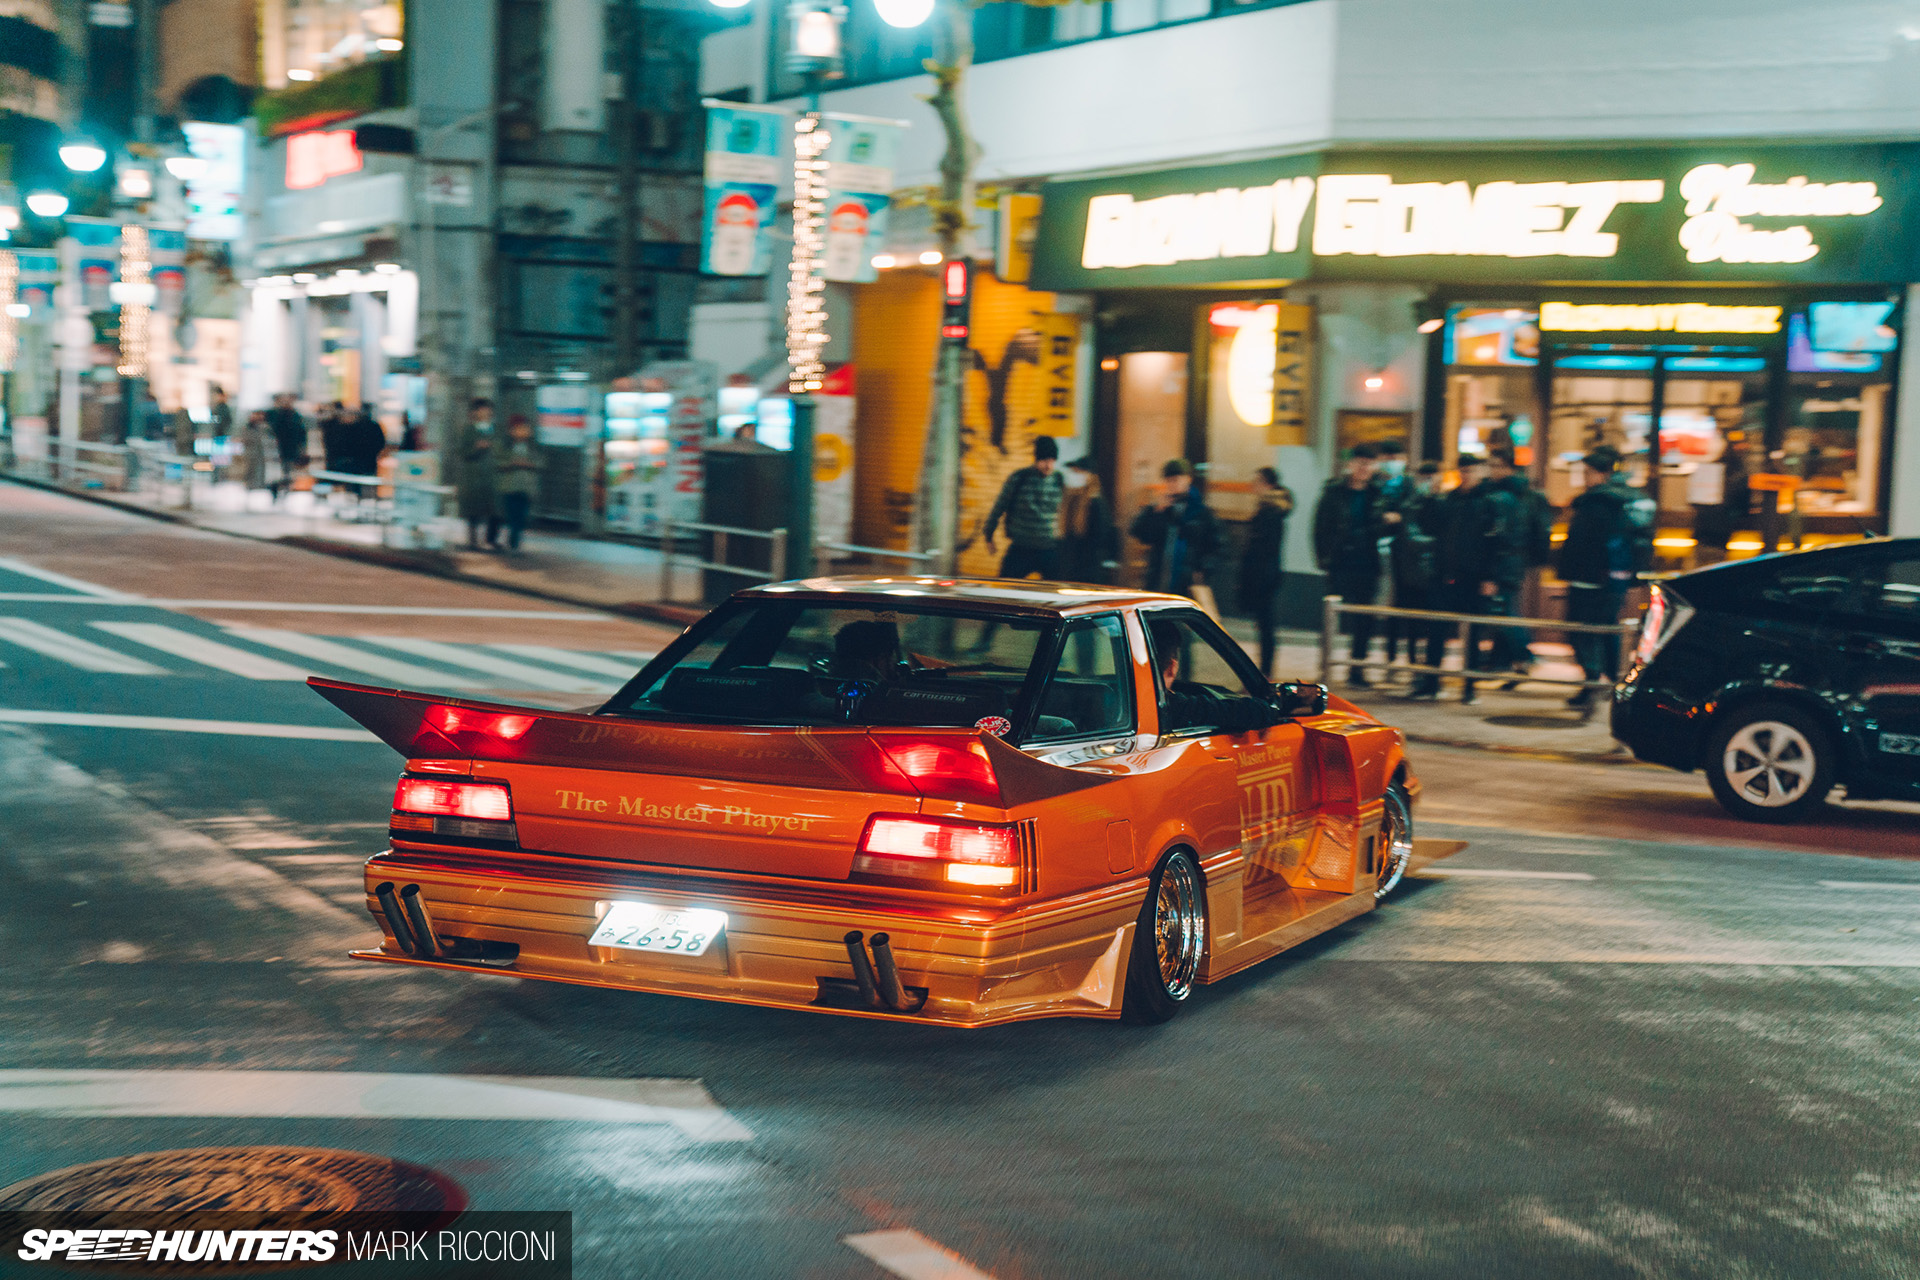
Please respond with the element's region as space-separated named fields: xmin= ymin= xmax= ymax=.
xmin=400 ymin=884 xmax=441 ymax=958
xmin=843 ymin=931 xmax=881 ymax=1008
xmin=869 ymin=933 xmax=911 ymax=1012
xmin=375 ymin=882 xmax=417 ymax=956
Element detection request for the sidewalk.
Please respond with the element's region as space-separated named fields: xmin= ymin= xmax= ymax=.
xmin=11 ymin=468 xmax=1630 ymax=762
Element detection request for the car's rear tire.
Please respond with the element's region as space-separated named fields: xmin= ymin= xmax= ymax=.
xmin=1375 ymin=785 xmax=1413 ymax=899
xmin=1705 ymin=701 xmax=1834 ymax=823
xmin=1122 ymin=849 xmax=1206 ymax=1024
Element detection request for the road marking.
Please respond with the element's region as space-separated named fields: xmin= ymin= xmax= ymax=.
xmin=89 ymin=621 xmax=314 ymax=680
xmin=0 ymin=593 xmax=610 ymax=618
xmin=1820 ymin=880 xmax=1920 ymax=891
xmin=0 ymin=1070 xmax=752 ymax=1142
xmin=365 ymin=636 xmax=614 ymax=693
xmin=0 ymin=709 xmax=377 ymax=741
xmin=843 ymin=1230 xmax=995 ymax=1280
xmin=223 ymin=627 xmax=482 ymax=688
xmin=0 ymin=556 xmax=131 ymax=598
xmin=1414 ymin=868 xmax=1596 ymax=881
xmin=0 ymin=618 xmax=168 ymax=674
xmin=490 ymin=643 xmax=642 ymax=679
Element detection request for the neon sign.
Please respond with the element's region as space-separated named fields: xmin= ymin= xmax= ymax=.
xmin=1539 ymin=302 xmax=1783 ymax=335
xmin=285 ymin=130 xmax=362 ymax=191
xmin=1081 ymin=178 xmax=1314 ymax=269
xmin=1313 ymin=176 xmax=1665 ymax=259
xmin=1677 ymin=164 xmax=1881 ymax=265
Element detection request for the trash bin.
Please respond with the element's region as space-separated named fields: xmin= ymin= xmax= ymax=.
xmin=700 ymin=446 xmax=789 ymax=603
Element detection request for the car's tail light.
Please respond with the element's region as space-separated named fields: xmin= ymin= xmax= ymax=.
xmin=871 ymin=733 xmax=1001 ymax=806
xmin=424 ymin=705 xmax=539 ymax=740
xmin=1633 ymin=584 xmax=1694 ymax=667
xmin=853 ymin=815 xmax=1024 ymax=892
xmin=391 ymin=776 xmax=518 ymax=844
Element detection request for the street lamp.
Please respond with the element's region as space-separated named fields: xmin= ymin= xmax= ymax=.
xmin=164 ymin=154 xmax=208 ymax=181
xmin=872 ymin=0 xmax=933 ymax=28
xmin=59 ymin=141 xmax=108 ymax=173
xmin=25 ymin=192 xmax=69 ymax=219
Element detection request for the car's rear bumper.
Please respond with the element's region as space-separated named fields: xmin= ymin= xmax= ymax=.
xmin=356 ymin=848 xmax=1143 ymax=1027
xmin=1610 ymin=666 xmax=1701 ymax=771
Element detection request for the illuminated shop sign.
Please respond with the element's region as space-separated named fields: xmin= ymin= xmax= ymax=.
xmin=1034 ymin=145 xmax=1920 ymax=289
xmin=285 ymin=130 xmax=363 ymax=191
xmin=1539 ymin=301 xmax=1783 ymax=335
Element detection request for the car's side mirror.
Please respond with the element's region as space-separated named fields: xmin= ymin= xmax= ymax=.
xmin=1273 ymin=681 xmax=1328 ymax=718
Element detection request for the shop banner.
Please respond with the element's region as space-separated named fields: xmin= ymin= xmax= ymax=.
xmin=1270 ymin=302 xmax=1310 ymax=447
xmin=534 ymin=384 xmax=593 ymax=447
xmin=820 ymin=116 xmax=901 ymax=284
xmin=14 ymin=251 xmax=57 ymax=310
xmin=149 ymin=227 xmax=187 ymax=317
xmin=700 ymin=106 xmax=781 ymax=278
xmin=67 ymin=219 xmax=120 ymax=311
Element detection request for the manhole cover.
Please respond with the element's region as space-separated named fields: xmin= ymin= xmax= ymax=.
xmin=0 ymin=1145 xmax=466 ymax=1214
xmin=1482 ymin=714 xmax=1586 ymax=730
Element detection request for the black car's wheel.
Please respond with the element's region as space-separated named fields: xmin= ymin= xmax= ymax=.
xmin=1122 ymin=849 xmax=1206 ymax=1024
xmin=1705 ymin=702 xmax=1834 ymax=823
xmin=1375 ymin=785 xmax=1414 ymax=899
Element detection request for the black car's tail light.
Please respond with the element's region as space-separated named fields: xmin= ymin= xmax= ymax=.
xmin=1634 ymin=584 xmax=1695 ymax=666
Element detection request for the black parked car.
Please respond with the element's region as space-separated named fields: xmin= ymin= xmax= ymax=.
xmin=1612 ymin=537 xmax=1920 ymax=822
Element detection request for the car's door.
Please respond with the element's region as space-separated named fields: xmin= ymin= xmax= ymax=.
xmin=1136 ymin=608 xmax=1313 ymax=896
xmin=1832 ymin=547 xmax=1920 ymax=794
xmin=1021 ymin=612 xmax=1142 ymax=884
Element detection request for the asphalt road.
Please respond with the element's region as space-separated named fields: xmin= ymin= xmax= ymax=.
xmin=2 ymin=481 xmax=1918 ymax=1280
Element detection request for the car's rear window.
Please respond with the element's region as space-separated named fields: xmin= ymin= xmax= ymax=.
xmin=606 ymin=601 xmax=1052 ymax=728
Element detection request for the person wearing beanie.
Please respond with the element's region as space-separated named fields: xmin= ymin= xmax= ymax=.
xmin=983 ymin=435 xmax=1066 ymax=580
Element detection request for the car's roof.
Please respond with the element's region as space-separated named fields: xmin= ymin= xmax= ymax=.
xmin=738 ymin=575 xmax=1188 ymax=614
xmin=1675 ymin=535 xmax=1918 ymax=585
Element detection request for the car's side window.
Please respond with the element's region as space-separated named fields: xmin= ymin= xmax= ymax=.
xmin=1143 ymin=613 xmax=1265 ymax=705
xmin=1029 ymin=614 xmax=1134 ymax=742
xmin=1758 ymin=558 xmax=1860 ymax=611
xmin=1866 ymin=557 xmax=1920 ymax=623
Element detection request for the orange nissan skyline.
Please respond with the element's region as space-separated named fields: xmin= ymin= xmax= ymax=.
xmin=313 ymin=577 xmax=1425 ymax=1026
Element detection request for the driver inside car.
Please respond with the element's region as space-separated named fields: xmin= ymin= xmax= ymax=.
xmin=1149 ymin=619 xmax=1281 ymax=736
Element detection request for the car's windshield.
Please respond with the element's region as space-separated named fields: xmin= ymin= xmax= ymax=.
xmin=606 ymin=600 xmax=1053 ymax=728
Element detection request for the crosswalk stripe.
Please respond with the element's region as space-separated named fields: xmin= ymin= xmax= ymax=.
xmin=0 ymin=1070 xmax=752 ymax=1140
xmin=0 ymin=555 xmax=131 ymax=598
xmin=490 ymin=644 xmax=642 ymax=680
xmin=365 ymin=636 xmax=615 ymax=693
xmin=90 ymin=622 xmax=315 ymax=681
xmin=0 ymin=708 xmax=377 ymax=740
xmin=222 ymin=627 xmax=481 ymax=688
xmin=843 ymin=1230 xmax=996 ymax=1280
xmin=0 ymin=617 xmax=168 ymax=674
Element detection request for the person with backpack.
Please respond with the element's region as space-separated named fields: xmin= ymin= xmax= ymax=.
xmin=1484 ymin=446 xmax=1548 ymax=684
xmin=983 ymin=436 xmax=1066 ymax=579
xmin=1557 ymin=445 xmax=1656 ymax=710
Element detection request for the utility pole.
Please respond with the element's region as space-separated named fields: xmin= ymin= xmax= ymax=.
xmin=911 ymin=0 xmax=977 ymax=575
xmin=609 ymin=0 xmax=644 ymax=377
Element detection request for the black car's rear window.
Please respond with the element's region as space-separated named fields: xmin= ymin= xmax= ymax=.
xmin=607 ymin=600 xmax=1052 ymax=728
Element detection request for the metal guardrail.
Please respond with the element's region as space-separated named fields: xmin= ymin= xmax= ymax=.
xmin=812 ymin=540 xmax=937 ymax=575
xmin=657 ymin=520 xmax=788 ymax=603
xmin=1320 ymin=594 xmax=1638 ymax=692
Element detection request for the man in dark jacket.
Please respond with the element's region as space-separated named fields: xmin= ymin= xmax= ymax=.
xmin=1386 ymin=460 xmax=1443 ymax=691
xmin=983 ymin=436 xmax=1065 ymax=579
xmin=264 ymin=394 xmax=308 ymax=491
xmin=1130 ymin=459 xmax=1218 ymax=597
xmin=1483 ymin=445 xmax=1544 ymax=682
xmin=1059 ymin=457 xmax=1119 ymax=585
xmin=1432 ymin=453 xmax=1522 ymax=703
xmin=1312 ymin=445 xmax=1389 ymax=688
xmin=1238 ymin=466 xmax=1294 ymax=679
xmin=1557 ymin=446 xmax=1654 ymax=709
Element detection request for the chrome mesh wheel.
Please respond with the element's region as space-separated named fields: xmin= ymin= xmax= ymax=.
xmin=1152 ymin=852 xmax=1204 ymax=1000
xmin=1376 ymin=786 xmax=1413 ymax=900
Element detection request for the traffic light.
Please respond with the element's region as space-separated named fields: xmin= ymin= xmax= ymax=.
xmin=940 ymin=257 xmax=970 ymax=343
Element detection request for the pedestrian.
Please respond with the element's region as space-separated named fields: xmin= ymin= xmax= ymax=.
xmin=1238 ymin=466 xmax=1294 ymax=680
xmin=240 ymin=409 xmax=274 ymax=501
xmin=983 ymin=436 xmax=1066 ymax=580
xmin=1431 ymin=453 xmax=1522 ymax=704
xmin=1557 ymin=445 xmax=1655 ymax=711
xmin=1312 ymin=444 xmax=1390 ymax=688
xmin=265 ymin=393 xmax=308 ymax=497
xmin=207 ymin=385 xmax=234 ymax=440
xmin=496 ymin=414 xmax=543 ymax=553
xmin=319 ymin=401 xmax=351 ymax=473
xmin=1376 ymin=439 xmax=1411 ymax=508
xmin=455 ymin=397 xmax=501 ymax=550
xmin=168 ymin=403 xmax=198 ymax=458
xmin=399 ymin=414 xmax=423 ymax=453
xmin=1058 ymin=457 xmax=1119 ymax=586
xmin=1130 ymin=460 xmax=1218 ymax=597
xmin=1484 ymin=445 xmax=1549 ymax=685
xmin=1387 ymin=460 xmax=1444 ymax=696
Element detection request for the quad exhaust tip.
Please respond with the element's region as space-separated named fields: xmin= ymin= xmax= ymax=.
xmin=376 ymin=882 xmax=443 ymax=959
xmin=374 ymin=882 xmax=416 ymax=956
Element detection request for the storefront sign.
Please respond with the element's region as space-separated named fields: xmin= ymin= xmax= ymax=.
xmin=1270 ymin=303 xmax=1310 ymax=447
xmin=285 ymin=130 xmax=362 ymax=191
xmin=1539 ymin=301 xmax=1783 ymax=335
xmin=1034 ymin=145 xmax=1920 ymax=289
xmin=1032 ymin=312 xmax=1078 ymax=436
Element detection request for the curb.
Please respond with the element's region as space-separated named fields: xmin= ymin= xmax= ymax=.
xmin=3 ymin=472 xmax=194 ymax=527
xmin=1398 ymin=730 xmax=1641 ymax=767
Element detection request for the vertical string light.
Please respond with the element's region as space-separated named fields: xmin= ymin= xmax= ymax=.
xmin=0 ymin=251 xmax=17 ymax=373
xmin=786 ymin=114 xmax=831 ymax=394
xmin=118 ymin=224 xmax=150 ymax=378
